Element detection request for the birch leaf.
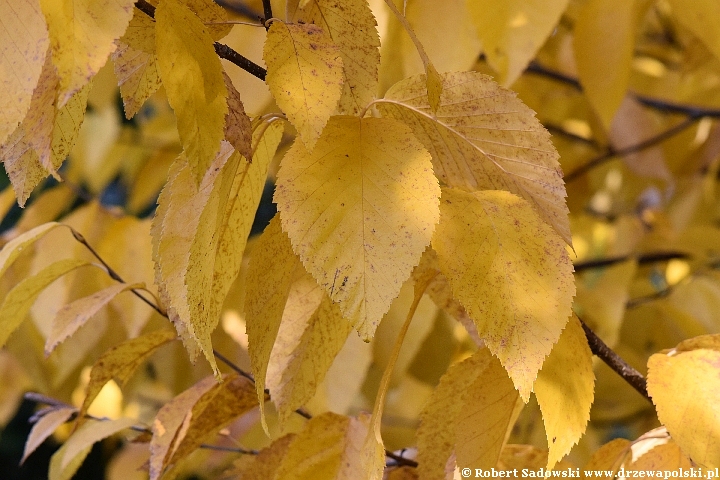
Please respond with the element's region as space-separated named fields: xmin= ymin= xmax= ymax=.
xmin=156 ymin=0 xmax=227 ymax=185
xmin=150 ymin=374 xmax=257 ymax=480
xmin=455 ymin=349 xmax=521 ymax=472
xmin=295 ymin=0 xmax=380 ymax=115
xmin=222 ymin=434 xmax=295 ymax=480
xmin=379 ymin=71 xmax=570 ymax=244
xmin=244 ymin=215 xmax=304 ymax=430
xmin=273 ymin=412 xmax=384 ymax=480
xmin=0 ymin=222 xmax=62 ymax=280
xmin=574 ymin=0 xmax=651 ymax=127
xmin=78 ymin=329 xmax=177 ymax=423
xmin=222 ymin=71 xmax=252 ymax=160
xmin=264 ymin=21 xmax=343 ymax=149
xmin=39 ymin=0 xmax=135 ymax=106
xmin=0 ymin=0 xmax=49 ymax=146
xmin=113 ymin=10 xmax=161 ymax=119
xmin=60 ymin=417 xmax=137 ymax=471
xmin=0 ymin=258 xmax=89 ymax=348
xmin=535 ymin=315 xmax=595 ymax=470
xmin=269 ymin=289 xmax=351 ymax=425
xmin=275 ymin=116 xmax=440 ymax=339
xmin=467 ymin=0 xmax=570 ymax=86
xmin=45 ymin=282 xmax=144 ymax=355
xmin=647 ymin=348 xmax=720 ymax=468
xmin=22 ymin=406 xmax=76 ymax=465
xmin=432 ymin=188 xmax=575 ymax=399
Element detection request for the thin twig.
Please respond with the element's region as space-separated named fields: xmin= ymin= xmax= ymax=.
xmin=213 ymin=0 xmax=263 ymax=21
xmin=574 ymin=251 xmax=690 ymax=272
xmin=134 ymin=0 xmax=267 ymax=81
xmin=564 ymin=115 xmax=702 ymax=182
xmin=525 ymin=61 xmax=720 ymax=118
xmin=260 ymin=0 xmax=273 ymax=28
xmin=198 ymin=443 xmax=258 ymax=455
xmin=577 ymin=317 xmax=651 ymax=402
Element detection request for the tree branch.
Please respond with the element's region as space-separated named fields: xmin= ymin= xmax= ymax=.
xmin=260 ymin=0 xmax=273 ymax=27
xmin=574 ymin=251 xmax=690 ymax=272
xmin=134 ymin=0 xmax=267 ymax=81
xmin=577 ymin=317 xmax=651 ymax=403
xmin=564 ymin=115 xmax=701 ymax=182
xmin=526 ymin=61 xmax=720 ymax=118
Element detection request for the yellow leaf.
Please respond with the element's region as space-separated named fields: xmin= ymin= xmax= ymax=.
xmin=48 ymin=441 xmax=90 ymax=480
xmin=153 ymin=123 xmax=281 ymax=372
xmin=45 ymin=282 xmax=144 ymax=355
xmin=273 ymin=412 xmax=384 ymax=480
xmin=667 ymin=0 xmax=720 ymax=67
xmin=455 ymin=350 xmax=521 ymax=471
xmin=156 ymin=0 xmax=227 ymax=185
xmin=150 ymin=373 xmax=257 ymax=480
xmin=78 ymin=329 xmax=177 ymax=424
xmin=222 ymin=71 xmax=252 ymax=160
xmin=0 ymin=222 xmax=62 ymax=280
xmin=0 ymin=258 xmax=89 ymax=348
xmin=269 ymin=289 xmax=352 ymax=425
xmin=39 ymin=0 xmax=135 ymax=106
xmin=629 ymin=441 xmax=693 ymax=470
xmin=0 ymin=0 xmax=49 ymax=146
xmin=183 ymin=0 xmax=233 ymax=41
xmin=573 ymin=0 xmax=651 ymax=127
xmin=62 ymin=417 xmax=137 ymax=469
xmin=295 ymin=0 xmax=380 ymax=115
xmin=244 ymin=215 xmax=304 ymax=430
xmin=535 ymin=315 xmax=595 ymax=469
xmin=22 ymin=406 xmax=76 ymax=465
xmin=417 ymin=350 xmax=490 ymax=480
xmin=467 ymin=0 xmax=569 ymax=86
xmin=221 ymin=434 xmax=295 ymax=480
xmin=582 ymin=438 xmax=631 ymax=476
xmin=50 ymin=82 xmax=91 ymax=168
xmin=264 ymin=21 xmax=343 ymax=149
xmin=275 ymin=116 xmax=440 ymax=338
xmin=425 ymin=63 xmax=442 ymax=114
xmin=379 ymin=71 xmax=571 ymax=244
xmin=432 ymin=188 xmax=575 ymax=399
xmin=647 ymin=348 xmax=720 ymax=468
xmin=1 ymin=54 xmax=57 ymax=205
xmin=113 ymin=10 xmax=161 ymax=119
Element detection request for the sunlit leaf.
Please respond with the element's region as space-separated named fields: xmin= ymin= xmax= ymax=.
xmin=432 ymin=188 xmax=574 ymax=399
xmin=264 ymin=21 xmax=343 ymax=149
xmin=22 ymin=406 xmax=76 ymax=465
xmin=275 ymin=116 xmax=440 ymax=338
xmin=379 ymin=71 xmax=570 ymax=244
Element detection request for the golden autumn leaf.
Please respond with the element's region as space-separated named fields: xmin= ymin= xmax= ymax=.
xmin=432 ymin=188 xmax=575 ymax=399
xmin=77 ymin=329 xmax=177 ymax=423
xmin=155 ymin=0 xmax=227 ymax=185
xmin=295 ymin=0 xmax=380 ymax=115
xmin=0 ymin=0 xmax=49 ymax=146
xmin=0 ymin=258 xmax=90 ymax=348
xmin=22 ymin=406 xmax=76 ymax=465
xmin=275 ymin=116 xmax=440 ymax=339
xmin=0 ymin=222 xmax=62 ymax=280
xmin=573 ymin=0 xmax=651 ymax=127
xmin=272 ymin=412 xmax=384 ymax=480
xmin=667 ymin=0 xmax=720 ymax=67
xmin=45 ymin=282 xmax=144 ymax=355
xmin=267 ymin=274 xmax=351 ymax=425
xmin=221 ymin=434 xmax=295 ymax=480
xmin=647 ymin=348 xmax=720 ymax=468
xmin=244 ymin=215 xmax=304 ymax=429
xmin=150 ymin=373 xmax=257 ymax=480
xmin=535 ymin=315 xmax=595 ymax=469
xmin=50 ymin=417 xmax=137 ymax=480
xmin=467 ymin=0 xmax=569 ymax=86
xmin=582 ymin=438 xmax=631 ymax=477
xmin=378 ymin=71 xmax=571 ymax=244
xmin=222 ymin=71 xmax=252 ymax=160
xmin=264 ymin=21 xmax=344 ymax=149
xmin=39 ymin=0 xmax=135 ymax=106
xmin=113 ymin=10 xmax=161 ymax=119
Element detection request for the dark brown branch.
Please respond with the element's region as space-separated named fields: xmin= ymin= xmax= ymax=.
xmin=574 ymin=251 xmax=690 ymax=272
xmin=577 ymin=317 xmax=651 ymax=403
xmin=213 ymin=0 xmax=262 ymax=21
xmin=564 ymin=115 xmax=701 ymax=183
xmin=260 ymin=0 xmax=273 ymax=27
xmin=526 ymin=61 xmax=720 ymax=118
xmin=134 ymin=0 xmax=267 ymax=81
